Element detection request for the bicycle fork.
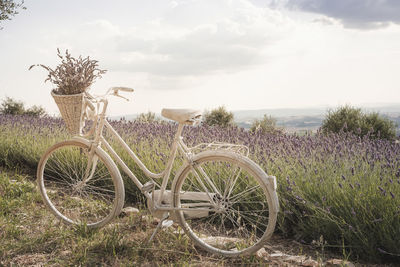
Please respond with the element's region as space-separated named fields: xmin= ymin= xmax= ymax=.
xmin=76 ymin=145 xmax=99 ymax=190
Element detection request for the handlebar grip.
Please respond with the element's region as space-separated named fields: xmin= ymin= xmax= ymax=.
xmin=112 ymin=87 xmax=134 ymax=92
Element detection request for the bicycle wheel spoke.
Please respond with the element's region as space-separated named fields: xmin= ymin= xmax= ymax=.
xmin=39 ymin=141 xmax=121 ymax=228
xmin=229 ymin=184 xmax=260 ymax=202
xmin=175 ymin=154 xmax=277 ymax=256
xmin=224 ymin=166 xmax=241 ymax=199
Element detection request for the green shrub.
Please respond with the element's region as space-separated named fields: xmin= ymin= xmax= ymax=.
xmin=321 ymin=105 xmax=397 ymax=140
xmin=24 ymin=105 xmax=47 ymax=117
xmin=0 ymin=97 xmax=25 ymax=115
xmin=135 ymin=112 xmax=158 ymax=123
xmin=203 ymin=106 xmax=234 ymax=127
xmin=362 ymin=112 xmax=397 ymax=140
xmin=250 ymin=114 xmax=282 ymax=134
xmin=0 ymin=97 xmax=46 ymax=117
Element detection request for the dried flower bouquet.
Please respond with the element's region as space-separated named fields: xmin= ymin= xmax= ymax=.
xmin=29 ymin=49 xmax=107 ymax=95
xmin=30 ymin=49 xmax=106 ymax=134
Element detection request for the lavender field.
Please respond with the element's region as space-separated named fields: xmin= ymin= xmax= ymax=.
xmin=1 ymin=114 xmax=399 ymax=263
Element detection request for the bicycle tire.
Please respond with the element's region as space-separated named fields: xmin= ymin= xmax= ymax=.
xmin=173 ymin=150 xmax=278 ymax=256
xmin=37 ymin=139 xmax=125 ymax=228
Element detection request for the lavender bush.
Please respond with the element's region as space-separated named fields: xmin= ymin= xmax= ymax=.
xmin=1 ymin=114 xmax=399 ymax=262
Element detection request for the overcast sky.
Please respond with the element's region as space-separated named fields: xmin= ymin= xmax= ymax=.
xmin=1 ymin=0 xmax=400 ymax=116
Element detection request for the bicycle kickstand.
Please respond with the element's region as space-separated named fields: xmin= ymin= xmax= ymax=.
xmin=147 ymin=212 xmax=173 ymax=244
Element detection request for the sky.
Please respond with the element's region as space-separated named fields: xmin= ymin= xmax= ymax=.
xmin=1 ymin=0 xmax=400 ymax=116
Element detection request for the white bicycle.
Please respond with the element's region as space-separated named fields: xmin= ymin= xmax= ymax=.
xmin=37 ymin=87 xmax=279 ymax=257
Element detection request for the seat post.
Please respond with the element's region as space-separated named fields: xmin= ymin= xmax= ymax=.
xmin=156 ymin=122 xmax=185 ymax=206
xmin=176 ymin=123 xmax=185 ymax=139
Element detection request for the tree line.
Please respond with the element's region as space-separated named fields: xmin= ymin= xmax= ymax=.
xmin=1 ymin=96 xmax=397 ymax=140
xmin=202 ymin=105 xmax=397 ymax=140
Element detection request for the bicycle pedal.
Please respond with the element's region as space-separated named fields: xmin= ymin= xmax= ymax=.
xmin=162 ymin=220 xmax=173 ymax=228
xmin=142 ymin=181 xmax=155 ymax=193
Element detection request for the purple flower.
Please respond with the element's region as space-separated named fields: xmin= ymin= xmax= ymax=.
xmin=326 ymin=207 xmax=331 ymax=213
xmin=351 ymin=208 xmax=356 ymax=216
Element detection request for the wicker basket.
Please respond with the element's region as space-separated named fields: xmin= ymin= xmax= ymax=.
xmin=51 ymin=91 xmax=84 ymax=135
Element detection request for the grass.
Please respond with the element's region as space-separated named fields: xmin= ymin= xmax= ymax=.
xmin=0 ymin=170 xmax=376 ymax=266
xmin=1 ymin=115 xmax=400 ymax=263
xmin=0 ymin=170 xmax=272 ymax=266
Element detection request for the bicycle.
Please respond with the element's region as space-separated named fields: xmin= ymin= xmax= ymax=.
xmin=36 ymin=87 xmax=279 ymax=257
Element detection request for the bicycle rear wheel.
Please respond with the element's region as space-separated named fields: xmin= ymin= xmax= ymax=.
xmin=173 ymin=151 xmax=278 ymax=256
xmin=37 ymin=139 xmax=124 ymax=228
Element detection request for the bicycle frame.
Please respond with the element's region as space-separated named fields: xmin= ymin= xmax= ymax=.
xmin=80 ymin=93 xmax=211 ymax=212
xmin=101 ymin=120 xmax=186 ymax=205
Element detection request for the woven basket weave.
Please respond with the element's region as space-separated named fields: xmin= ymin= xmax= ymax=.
xmin=51 ymin=91 xmax=84 ymax=135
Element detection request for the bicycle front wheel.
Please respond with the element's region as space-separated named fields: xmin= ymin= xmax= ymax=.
xmin=173 ymin=151 xmax=278 ymax=256
xmin=37 ymin=139 xmax=124 ymax=228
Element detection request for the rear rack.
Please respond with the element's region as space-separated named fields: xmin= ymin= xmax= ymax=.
xmin=188 ymin=141 xmax=249 ymax=157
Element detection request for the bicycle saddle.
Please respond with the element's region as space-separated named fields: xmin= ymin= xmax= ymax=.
xmin=161 ymin=109 xmax=202 ymax=125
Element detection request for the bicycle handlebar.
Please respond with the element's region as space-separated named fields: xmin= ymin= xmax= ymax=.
xmin=85 ymin=87 xmax=134 ymax=101
xmin=108 ymin=87 xmax=134 ymax=101
xmin=83 ymin=86 xmax=134 ymax=116
xmin=111 ymin=87 xmax=134 ymax=93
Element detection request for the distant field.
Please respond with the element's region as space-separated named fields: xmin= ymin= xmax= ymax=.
xmin=115 ymin=105 xmax=400 ymax=133
xmin=233 ymin=105 xmax=400 ymax=132
xmin=0 ymin=114 xmax=400 ymax=263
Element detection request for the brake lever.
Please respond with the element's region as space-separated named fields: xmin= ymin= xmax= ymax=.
xmin=113 ymin=91 xmax=129 ymax=101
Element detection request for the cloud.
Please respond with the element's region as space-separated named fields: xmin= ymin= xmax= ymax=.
xmin=279 ymin=0 xmax=400 ymax=29
xmin=312 ymin=16 xmax=338 ymax=26
xmin=113 ymin=22 xmax=271 ymax=76
xmin=66 ymin=0 xmax=292 ymax=78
